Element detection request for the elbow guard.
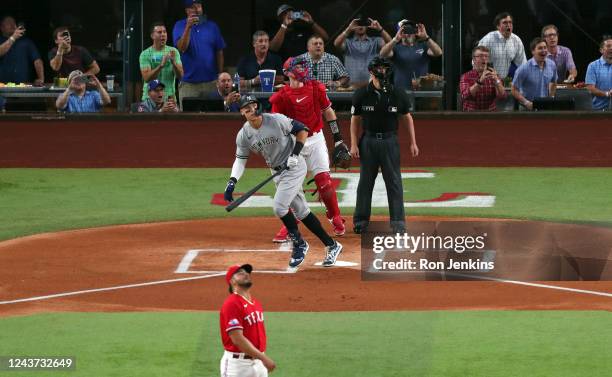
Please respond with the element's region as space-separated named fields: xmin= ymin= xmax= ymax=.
xmin=290 ymin=120 xmax=310 ymax=135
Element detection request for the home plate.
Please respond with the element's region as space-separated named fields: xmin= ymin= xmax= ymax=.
xmin=314 ymin=261 xmax=359 ymax=267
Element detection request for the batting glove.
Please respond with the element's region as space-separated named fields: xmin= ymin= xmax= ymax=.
xmin=224 ymin=177 xmax=237 ymax=202
xmin=287 ymin=154 xmax=299 ymax=169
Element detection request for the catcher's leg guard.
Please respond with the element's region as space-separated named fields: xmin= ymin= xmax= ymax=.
xmin=314 ymin=172 xmax=341 ymax=219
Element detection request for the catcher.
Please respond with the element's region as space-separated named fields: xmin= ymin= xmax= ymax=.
xmin=268 ymin=56 xmax=352 ymax=242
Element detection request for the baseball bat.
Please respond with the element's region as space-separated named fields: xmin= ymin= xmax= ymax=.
xmin=225 ymin=167 xmax=288 ymax=212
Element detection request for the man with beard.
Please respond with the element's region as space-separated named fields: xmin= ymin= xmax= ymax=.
xmin=49 ymin=26 xmax=100 ymax=77
xmin=349 ymin=57 xmax=419 ymax=234
xmin=379 ymin=19 xmax=442 ymax=91
xmin=136 ymin=80 xmax=179 ymax=113
xmin=220 ymin=264 xmax=275 ymax=376
xmin=269 ymin=4 xmax=329 ymax=62
xmin=224 ymin=95 xmax=343 ymax=268
xmin=333 ymin=17 xmax=392 ymax=87
xmin=478 ymin=12 xmax=526 ymax=79
xmin=237 ymin=30 xmax=283 ymax=88
xmin=511 ymin=37 xmax=557 ymax=110
xmin=585 ymin=35 xmax=612 ymax=111
xmin=140 ymin=22 xmax=183 ymax=102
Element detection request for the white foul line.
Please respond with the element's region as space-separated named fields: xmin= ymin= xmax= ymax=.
xmin=0 ymin=273 xmax=225 ymax=305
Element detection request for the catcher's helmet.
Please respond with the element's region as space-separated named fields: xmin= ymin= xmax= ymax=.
xmin=239 ymin=95 xmax=263 ymax=115
xmin=283 ymin=56 xmax=310 ymax=82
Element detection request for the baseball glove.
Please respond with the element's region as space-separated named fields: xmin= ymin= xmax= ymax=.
xmin=331 ymin=142 xmax=352 ymax=169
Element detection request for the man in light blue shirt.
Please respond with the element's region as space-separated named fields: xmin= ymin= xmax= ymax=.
xmin=55 ymin=70 xmax=111 ymax=113
xmin=585 ymin=36 xmax=612 ymax=111
xmin=511 ymin=37 xmax=557 ymax=110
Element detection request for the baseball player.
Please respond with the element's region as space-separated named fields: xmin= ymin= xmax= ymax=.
xmin=268 ymin=56 xmax=352 ymax=242
xmin=223 ymin=95 xmax=343 ymax=269
xmin=220 ymin=263 xmax=274 ymax=376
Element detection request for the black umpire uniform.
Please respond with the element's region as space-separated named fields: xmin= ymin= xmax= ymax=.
xmin=351 ymin=59 xmax=416 ymax=233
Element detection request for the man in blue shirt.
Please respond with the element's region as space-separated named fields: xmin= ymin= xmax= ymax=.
xmin=585 ymin=36 xmax=612 ymax=111
xmin=511 ymin=37 xmax=557 ymax=110
xmin=0 ymin=16 xmax=44 ymax=84
xmin=55 ymin=70 xmax=111 ymax=113
xmin=173 ymin=0 xmax=226 ymax=109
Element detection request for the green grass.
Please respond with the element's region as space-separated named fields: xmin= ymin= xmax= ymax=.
xmin=0 ymin=311 xmax=610 ymax=377
xmin=1 ymin=168 xmax=611 ymax=241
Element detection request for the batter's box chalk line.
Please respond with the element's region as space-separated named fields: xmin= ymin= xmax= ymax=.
xmin=175 ymin=248 xmax=358 ymax=274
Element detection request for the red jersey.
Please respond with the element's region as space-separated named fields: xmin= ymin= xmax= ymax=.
xmin=219 ymin=293 xmax=267 ymax=353
xmin=269 ymin=80 xmax=332 ymax=135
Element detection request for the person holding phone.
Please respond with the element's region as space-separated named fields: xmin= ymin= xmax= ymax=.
xmin=55 ymin=70 xmax=111 ymax=113
xmin=49 ymin=27 xmax=100 ymax=78
xmin=0 ymin=16 xmax=44 ymax=85
xmin=460 ymin=45 xmax=507 ymax=111
xmin=270 ymin=4 xmax=329 ymax=61
xmin=333 ymin=17 xmax=392 ymax=87
xmin=379 ymin=19 xmax=442 ymax=91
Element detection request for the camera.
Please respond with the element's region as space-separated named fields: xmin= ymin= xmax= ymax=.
xmin=291 ymin=11 xmax=304 ymax=20
xmin=401 ymin=20 xmax=417 ymax=35
xmin=356 ymin=17 xmax=371 ymax=27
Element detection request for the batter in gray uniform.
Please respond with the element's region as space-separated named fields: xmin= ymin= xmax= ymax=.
xmin=224 ymin=95 xmax=343 ymax=270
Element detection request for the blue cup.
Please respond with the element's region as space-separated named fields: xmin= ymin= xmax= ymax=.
xmin=259 ymin=70 xmax=276 ymax=92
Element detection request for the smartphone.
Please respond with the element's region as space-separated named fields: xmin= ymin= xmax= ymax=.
xmin=291 ymin=11 xmax=303 ymax=20
xmin=17 ymin=22 xmax=26 ymax=31
xmin=61 ymin=31 xmax=70 ymax=39
xmin=79 ymin=75 xmax=91 ymax=84
xmin=486 ymin=63 xmax=494 ymax=70
xmin=356 ymin=17 xmax=371 ymax=27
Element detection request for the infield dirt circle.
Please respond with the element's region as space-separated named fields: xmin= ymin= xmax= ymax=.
xmin=1 ymin=216 xmax=611 ymax=317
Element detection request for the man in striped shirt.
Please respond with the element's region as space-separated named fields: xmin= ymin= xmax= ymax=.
xmin=542 ymin=24 xmax=577 ymax=83
xmin=478 ymin=12 xmax=526 ymax=79
xmin=55 ymin=70 xmax=111 ymax=113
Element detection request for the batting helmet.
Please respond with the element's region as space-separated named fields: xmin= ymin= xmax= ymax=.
xmin=283 ymin=56 xmax=309 ymax=82
xmin=239 ymin=95 xmax=263 ymax=115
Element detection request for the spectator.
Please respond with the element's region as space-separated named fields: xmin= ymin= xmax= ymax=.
xmin=460 ymin=46 xmax=507 ymax=111
xmin=173 ymin=0 xmax=225 ymax=108
xmin=511 ymin=38 xmax=557 ymax=110
xmin=333 ymin=17 xmax=392 ymax=87
xmin=380 ymin=20 xmax=442 ymax=91
xmin=585 ymin=35 xmax=612 ymax=111
xmin=0 ymin=16 xmax=44 ymax=85
xmin=297 ymin=35 xmax=349 ymax=89
xmin=269 ymin=4 xmax=329 ymax=62
xmin=236 ymin=31 xmax=283 ymax=88
xmin=542 ymin=25 xmax=577 ymax=83
xmin=136 ymin=80 xmax=179 ymax=113
xmin=49 ymin=26 xmax=100 ymax=78
xmin=140 ymin=22 xmax=183 ymax=102
xmin=478 ymin=12 xmax=526 ymax=79
xmin=210 ymin=72 xmax=240 ymax=112
xmin=55 ymin=70 xmax=111 ymax=113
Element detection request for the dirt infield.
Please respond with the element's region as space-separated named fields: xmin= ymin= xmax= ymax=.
xmin=1 ymin=216 xmax=611 ymax=318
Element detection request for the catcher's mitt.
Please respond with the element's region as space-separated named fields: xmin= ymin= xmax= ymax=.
xmin=332 ymin=142 xmax=352 ymax=169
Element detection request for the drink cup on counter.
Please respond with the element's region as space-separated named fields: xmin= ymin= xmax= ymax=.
xmin=106 ymin=75 xmax=115 ymax=91
xmin=258 ymin=70 xmax=276 ymax=92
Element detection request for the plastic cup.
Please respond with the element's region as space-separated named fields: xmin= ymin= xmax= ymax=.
xmin=106 ymin=75 xmax=115 ymax=91
xmin=258 ymin=70 xmax=276 ymax=92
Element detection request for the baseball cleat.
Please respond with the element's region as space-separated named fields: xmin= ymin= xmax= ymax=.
xmin=288 ymin=239 xmax=309 ymax=269
xmin=272 ymin=225 xmax=290 ymax=243
xmin=322 ymin=241 xmax=343 ymax=267
xmin=328 ymin=216 xmax=346 ymax=236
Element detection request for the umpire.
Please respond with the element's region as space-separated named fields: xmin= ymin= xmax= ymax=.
xmin=349 ymin=57 xmax=419 ymax=234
